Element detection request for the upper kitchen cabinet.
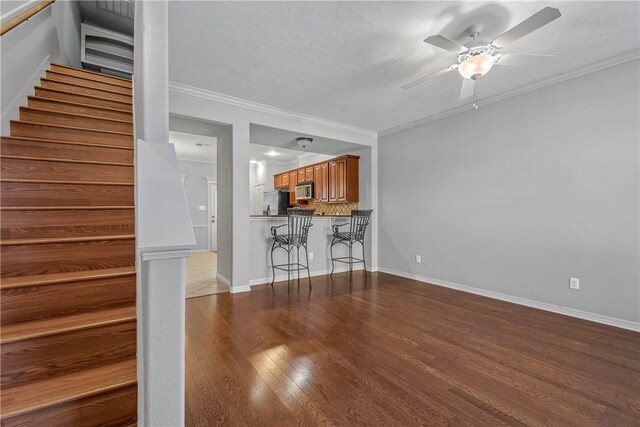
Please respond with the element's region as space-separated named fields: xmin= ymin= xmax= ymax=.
xmin=274 ymin=174 xmax=282 ymax=189
xmin=281 ymin=173 xmax=289 ymax=187
xmin=297 ymin=169 xmax=305 ymax=183
xmin=289 ymin=170 xmax=298 ymax=204
xmin=314 ymin=163 xmax=328 ymax=202
xmin=305 ymin=167 xmax=314 ymax=182
xmin=329 ymin=156 xmax=358 ymax=203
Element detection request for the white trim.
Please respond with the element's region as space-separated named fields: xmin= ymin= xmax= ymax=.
xmin=377 ymin=267 xmax=640 ymax=332
xmin=249 ymin=265 xmax=365 ymax=287
xmin=191 ymin=224 xmax=208 ymax=228
xmin=140 ymin=250 xmax=192 ymax=261
xmin=216 ymin=273 xmax=231 ymax=286
xmin=0 ymin=0 xmax=39 ymax=24
xmin=169 ymin=81 xmax=377 ymax=138
xmin=205 ymin=176 xmax=217 ymax=185
xmin=180 ymin=174 xmax=187 ymax=184
xmin=380 ymin=50 xmax=640 ymax=136
xmin=176 ymin=157 xmax=217 ymax=165
xmin=230 ymin=285 xmax=252 ymax=294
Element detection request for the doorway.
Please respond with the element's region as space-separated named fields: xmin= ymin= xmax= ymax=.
xmin=207 ymin=180 xmax=217 ymax=252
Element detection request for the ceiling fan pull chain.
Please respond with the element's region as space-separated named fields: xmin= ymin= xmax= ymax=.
xmin=473 ymin=78 xmax=479 ymax=110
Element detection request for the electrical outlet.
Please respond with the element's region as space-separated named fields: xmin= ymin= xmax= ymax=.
xmin=198 ymin=205 xmax=206 ymax=211
xmin=415 ymin=255 xmax=421 ymax=264
xmin=569 ymin=277 xmax=580 ymax=290
xmin=309 ymin=252 xmax=314 ymax=260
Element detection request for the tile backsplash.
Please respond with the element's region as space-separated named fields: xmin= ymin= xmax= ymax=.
xmin=303 ymin=200 xmax=358 ymax=216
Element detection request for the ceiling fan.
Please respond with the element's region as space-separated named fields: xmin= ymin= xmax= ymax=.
xmin=403 ymin=7 xmax=561 ymax=108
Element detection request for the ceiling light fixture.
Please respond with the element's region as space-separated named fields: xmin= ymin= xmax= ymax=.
xmin=295 ymin=137 xmax=313 ymax=149
xmin=265 ymin=150 xmax=280 ymax=156
xmin=458 ymin=53 xmax=494 ymax=80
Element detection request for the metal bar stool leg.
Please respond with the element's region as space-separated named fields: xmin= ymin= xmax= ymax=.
xmin=330 ymin=239 xmax=336 ymax=275
xmin=304 ymin=244 xmax=312 ymax=288
xmin=361 ymin=240 xmax=367 ymax=277
xmin=348 ymin=241 xmax=353 ymax=282
xmin=270 ymin=241 xmax=277 ymax=287
xmin=297 ymin=246 xmax=300 ymax=286
xmin=287 ymin=245 xmax=291 ymax=292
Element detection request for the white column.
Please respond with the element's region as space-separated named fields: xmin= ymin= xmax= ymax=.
xmin=231 ymin=121 xmax=251 ymax=292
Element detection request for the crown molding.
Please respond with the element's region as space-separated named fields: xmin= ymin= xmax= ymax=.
xmin=379 ymin=49 xmax=640 ymax=137
xmin=169 ymin=81 xmax=378 ymax=138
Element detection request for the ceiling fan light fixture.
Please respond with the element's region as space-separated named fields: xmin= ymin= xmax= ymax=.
xmin=458 ymin=53 xmax=494 ymax=80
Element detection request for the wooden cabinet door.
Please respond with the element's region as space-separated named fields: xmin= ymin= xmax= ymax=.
xmin=298 ymin=169 xmax=305 ymax=182
xmin=336 ymin=158 xmax=347 ymax=201
xmin=313 ymin=164 xmax=322 ymax=201
xmin=328 ymin=161 xmax=338 ymax=201
xmin=289 ymin=171 xmax=297 ymax=204
xmin=320 ymin=163 xmax=329 ymax=201
xmin=305 ymin=167 xmax=314 ymax=182
xmin=274 ymin=174 xmax=281 ymax=189
xmin=281 ymin=173 xmax=289 ymax=187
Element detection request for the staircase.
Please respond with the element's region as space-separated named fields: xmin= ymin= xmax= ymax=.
xmin=0 ymin=63 xmax=137 ymax=426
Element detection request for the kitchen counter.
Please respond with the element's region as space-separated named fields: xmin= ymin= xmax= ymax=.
xmin=250 ymin=214 xmax=351 ymax=219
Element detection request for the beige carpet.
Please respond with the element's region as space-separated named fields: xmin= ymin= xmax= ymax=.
xmin=185 ymin=252 xmax=229 ymax=299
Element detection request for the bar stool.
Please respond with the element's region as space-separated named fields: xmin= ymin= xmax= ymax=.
xmin=330 ymin=209 xmax=373 ymax=281
xmin=270 ymin=208 xmax=315 ymax=291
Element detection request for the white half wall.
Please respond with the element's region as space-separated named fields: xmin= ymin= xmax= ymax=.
xmin=378 ymin=59 xmax=640 ymax=328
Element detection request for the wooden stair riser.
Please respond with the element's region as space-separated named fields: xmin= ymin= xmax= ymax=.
xmin=1 ymin=275 xmax=136 ymax=325
xmin=11 ymin=122 xmax=132 ymax=147
xmin=50 ymin=63 xmax=132 ymax=89
xmin=1 ymin=321 xmax=136 ymax=389
xmin=1 ymin=158 xmax=133 ymax=184
xmin=0 ymin=181 xmax=133 ymax=207
xmin=34 ymin=87 xmax=132 ymax=112
xmin=1 ymin=209 xmax=134 ymax=240
xmin=1 ymin=384 xmax=137 ymax=427
xmin=40 ymin=80 xmax=132 ymax=104
xmin=45 ymin=71 xmax=132 ymax=96
xmin=1 ymin=239 xmax=135 ymax=277
xmin=27 ymin=97 xmax=132 ymax=121
xmin=0 ymin=138 xmax=133 ymax=165
xmin=19 ymin=108 xmax=133 ymax=134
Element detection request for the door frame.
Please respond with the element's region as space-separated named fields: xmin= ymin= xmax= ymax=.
xmin=206 ymin=177 xmax=217 ymax=252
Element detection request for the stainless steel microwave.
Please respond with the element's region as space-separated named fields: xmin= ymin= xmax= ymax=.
xmin=295 ymin=183 xmax=313 ymax=200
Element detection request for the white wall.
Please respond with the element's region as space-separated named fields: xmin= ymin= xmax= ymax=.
xmin=178 ymin=160 xmax=217 ymax=251
xmin=378 ymin=59 xmax=640 ymax=329
xmin=0 ymin=0 xmax=81 ymax=133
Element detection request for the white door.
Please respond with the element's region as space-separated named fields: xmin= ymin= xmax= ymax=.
xmin=208 ymin=183 xmax=217 ymax=251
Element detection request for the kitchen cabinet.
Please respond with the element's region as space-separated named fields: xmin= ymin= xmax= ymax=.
xmin=272 ymin=154 xmax=359 ymax=204
xmin=329 ymin=156 xmax=358 ymax=203
xmin=289 ymin=171 xmax=298 ymax=204
xmin=314 ymin=163 xmax=328 ymax=202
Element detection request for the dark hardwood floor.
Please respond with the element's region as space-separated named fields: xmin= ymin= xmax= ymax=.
xmin=185 ymin=272 xmax=640 ymax=426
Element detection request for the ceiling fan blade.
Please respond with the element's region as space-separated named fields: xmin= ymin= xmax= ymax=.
xmin=495 ymin=53 xmax=557 ymax=66
xmin=424 ymin=35 xmax=467 ymax=54
xmin=459 ymin=78 xmax=475 ymax=100
xmin=492 ymin=7 xmax=561 ymax=49
xmin=402 ymin=65 xmax=457 ymax=90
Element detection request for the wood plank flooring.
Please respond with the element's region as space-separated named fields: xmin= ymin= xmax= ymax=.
xmin=185 ymin=272 xmax=640 ymax=426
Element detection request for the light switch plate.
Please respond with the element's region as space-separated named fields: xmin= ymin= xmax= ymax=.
xmin=198 ymin=205 xmax=206 ymax=211
xmin=569 ymin=277 xmax=580 ymax=290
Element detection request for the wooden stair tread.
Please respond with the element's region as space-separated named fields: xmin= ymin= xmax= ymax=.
xmin=0 ymin=135 xmax=134 ymax=151
xmin=0 ymin=206 xmax=134 ymax=211
xmin=34 ymin=87 xmax=132 ymax=111
xmin=1 ymin=178 xmax=134 ymax=186
xmin=0 ymin=306 xmax=136 ymax=344
xmin=0 ymin=234 xmax=135 ymax=246
xmin=27 ymin=96 xmax=133 ymax=115
xmin=50 ymin=63 xmax=132 ymax=86
xmin=20 ymin=106 xmax=133 ymax=124
xmin=0 ymin=359 xmax=136 ymax=419
xmin=45 ymin=71 xmax=132 ymax=95
xmin=40 ymin=78 xmax=132 ymax=98
xmin=0 ymin=154 xmax=132 ymax=167
xmin=11 ymin=120 xmax=133 ymax=137
xmin=0 ymin=266 xmax=136 ymax=289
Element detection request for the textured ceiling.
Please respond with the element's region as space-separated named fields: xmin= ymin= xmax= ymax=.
xmin=168 ymin=1 xmax=639 ymax=131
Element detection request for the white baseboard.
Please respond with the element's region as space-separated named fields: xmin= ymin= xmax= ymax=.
xmin=249 ymin=265 xmax=365 ymax=287
xmin=215 ymin=273 xmax=230 ymax=286
xmin=230 ymin=285 xmax=251 ymax=294
xmin=377 ymin=267 xmax=640 ymax=332
xmin=189 ymin=249 xmax=210 ymax=254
